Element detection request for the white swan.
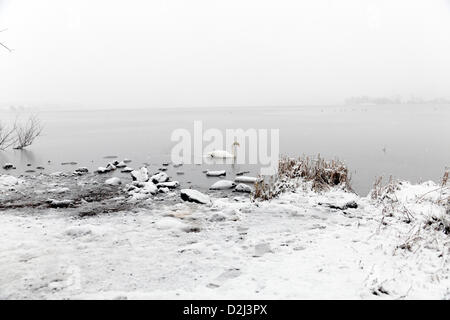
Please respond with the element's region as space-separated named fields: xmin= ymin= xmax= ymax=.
xmin=207 ymin=141 xmax=240 ymax=158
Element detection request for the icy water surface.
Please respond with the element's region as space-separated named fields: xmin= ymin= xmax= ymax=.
xmin=0 ymin=104 xmax=449 ymax=195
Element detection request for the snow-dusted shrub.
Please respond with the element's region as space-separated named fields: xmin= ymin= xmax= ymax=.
xmin=253 ymin=155 xmax=353 ymax=201
xmin=371 ymin=171 xmax=449 ymax=232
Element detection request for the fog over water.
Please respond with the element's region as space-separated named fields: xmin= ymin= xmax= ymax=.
xmin=1 ymin=0 xmax=450 ymax=108
xmin=0 ymin=104 xmax=449 ymax=195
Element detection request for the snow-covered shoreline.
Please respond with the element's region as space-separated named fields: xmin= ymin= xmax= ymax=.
xmin=0 ymin=172 xmax=449 ymax=299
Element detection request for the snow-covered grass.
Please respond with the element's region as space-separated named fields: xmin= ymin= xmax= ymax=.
xmin=253 ymin=155 xmax=352 ymax=201
xmin=0 ymin=172 xmax=449 ymax=299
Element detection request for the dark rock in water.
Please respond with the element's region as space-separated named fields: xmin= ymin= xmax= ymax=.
xmin=2 ymin=163 xmax=15 ymax=170
xmin=74 ymin=167 xmax=89 ymax=175
xmin=25 ymin=170 xmax=36 ymax=173
xmin=112 ymin=160 xmax=120 ymax=166
xmin=234 ymin=176 xmax=259 ymax=183
xmin=162 ymin=162 xmax=170 ymax=166
xmin=36 ymin=166 xmax=45 ymax=170
xmin=176 ymin=171 xmax=184 ymax=175
xmin=27 ymin=164 xmax=32 ymax=167
xmin=173 ymin=163 xmax=183 ymax=168
xmin=61 ymin=162 xmax=78 ymax=165
xmin=236 ymin=171 xmax=250 ymax=176
xmin=158 ymin=167 xmax=168 ymax=172
xmin=104 ymin=156 xmax=118 ymax=159
xmin=180 ymin=189 xmax=211 ymax=204
xmin=123 ymin=159 xmax=132 ymax=163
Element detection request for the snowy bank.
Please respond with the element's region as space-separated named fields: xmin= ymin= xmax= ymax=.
xmin=0 ymin=172 xmax=448 ymax=299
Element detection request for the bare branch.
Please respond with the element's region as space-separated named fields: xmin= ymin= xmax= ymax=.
xmin=0 ymin=121 xmax=17 ymax=150
xmin=13 ymin=115 xmax=43 ymax=149
xmin=0 ymin=41 xmax=12 ymax=52
xmin=0 ymin=28 xmax=12 ymax=52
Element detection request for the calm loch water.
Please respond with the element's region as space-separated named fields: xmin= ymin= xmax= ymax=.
xmin=1 ymin=104 xmax=449 ymax=195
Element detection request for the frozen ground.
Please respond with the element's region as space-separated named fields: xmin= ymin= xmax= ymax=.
xmin=0 ymin=173 xmax=449 ymax=299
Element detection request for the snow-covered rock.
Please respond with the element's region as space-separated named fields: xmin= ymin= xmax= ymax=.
xmin=210 ymin=180 xmax=236 ymax=190
xmin=234 ymin=176 xmax=259 ymax=183
xmin=234 ymin=183 xmax=253 ymax=193
xmin=106 ymin=163 xmax=117 ymax=171
xmin=151 ymin=172 xmax=169 ymax=184
xmin=136 ymin=182 xmax=158 ymax=195
xmin=131 ymin=167 xmax=149 ymax=182
xmin=0 ymin=175 xmax=20 ymax=190
xmin=180 ymin=189 xmax=211 ymax=204
xmin=105 ymin=177 xmax=122 ymax=186
xmin=206 ymin=170 xmax=226 ymax=177
xmin=157 ymin=181 xmax=179 ymax=189
xmin=158 ymin=187 xmax=170 ymax=193
xmin=121 ymin=167 xmax=134 ymax=173
xmin=97 ymin=167 xmax=111 ymax=174
xmin=116 ymin=161 xmax=127 ymax=168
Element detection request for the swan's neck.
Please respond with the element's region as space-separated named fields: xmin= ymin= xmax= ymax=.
xmin=232 ymin=144 xmax=237 ymax=158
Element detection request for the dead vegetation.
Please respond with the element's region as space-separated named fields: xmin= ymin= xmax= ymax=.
xmin=253 ymin=155 xmax=353 ymax=201
xmin=371 ymin=170 xmax=450 ymax=237
xmin=0 ymin=115 xmax=43 ymax=151
xmin=13 ymin=115 xmax=43 ymax=149
xmin=0 ymin=122 xmax=16 ymax=150
xmin=424 ymin=170 xmax=450 ymax=234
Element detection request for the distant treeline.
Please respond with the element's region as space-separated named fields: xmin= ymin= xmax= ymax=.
xmin=345 ymin=96 xmax=450 ymax=105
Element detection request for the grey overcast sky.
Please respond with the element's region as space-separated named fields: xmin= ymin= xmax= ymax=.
xmin=0 ymin=0 xmax=449 ymax=109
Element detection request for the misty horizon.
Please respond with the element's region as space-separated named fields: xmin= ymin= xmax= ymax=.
xmin=1 ymin=0 xmax=450 ymax=109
